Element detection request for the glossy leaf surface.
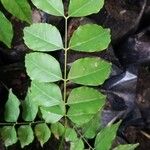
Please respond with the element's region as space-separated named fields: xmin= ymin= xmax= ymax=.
xmin=31 ymin=0 xmax=64 ymax=16
xmin=67 ymin=87 xmax=105 ymax=125
xmin=29 ymin=81 xmax=62 ymax=107
xmin=68 ymin=0 xmax=104 ymax=17
xmin=68 ymin=57 xmax=112 ymax=86
xmin=95 ymin=123 xmax=120 ymax=150
xmin=70 ymin=24 xmax=111 ymax=52
xmin=24 ymin=23 xmax=63 ymax=52
xmin=40 ymin=105 xmax=65 ymax=123
xmin=22 ymin=81 xmax=63 ymax=121
xmin=25 ymin=52 xmax=62 ymax=82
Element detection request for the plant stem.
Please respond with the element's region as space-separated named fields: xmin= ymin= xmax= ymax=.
xmin=0 ymin=121 xmax=45 ymax=126
xmin=74 ymin=126 xmax=95 ymax=150
xmin=63 ymin=16 xmax=68 ymax=104
xmin=63 ymin=16 xmax=69 ymax=128
xmin=59 ymin=16 xmax=69 ymax=150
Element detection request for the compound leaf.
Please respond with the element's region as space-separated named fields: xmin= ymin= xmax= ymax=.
xmin=1 ymin=126 xmax=17 ymax=147
xmin=67 ymin=87 xmax=105 ymax=125
xmin=25 ymin=52 xmax=62 ymax=82
xmin=35 ymin=123 xmax=51 ymax=147
xmin=68 ymin=0 xmax=104 ymax=17
xmin=113 ymin=144 xmax=139 ymax=150
xmin=68 ymin=57 xmax=112 ymax=86
xmin=69 ymin=24 xmax=111 ymax=52
xmin=95 ymin=122 xmax=120 ymax=150
xmin=4 ymin=90 xmax=20 ymax=122
xmin=1 ymin=0 xmax=32 ymax=24
xmin=18 ymin=125 xmax=34 ymax=148
xmin=0 ymin=11 xmax=13 ymax=48
xmin=24 ymin=23 xmax=63 ymax=52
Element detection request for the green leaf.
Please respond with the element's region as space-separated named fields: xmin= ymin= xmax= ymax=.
xmin=35 ymin=123 xmax=51 ymax=147
xmin=113 ymin=144 xmax=139 ymax=150
xmin=31 ymin=0 xmax=64 ymax=17
xmin=40 ymin=104 xmax=65 ymax=123
xmin=51 ymin=122 xmax=65 ymax=138
xmin=82 ymin=113 xmax=101 ymax=139
xmin=4 ymin=90 xmax=20 ymax=122
xmin=22 ymin=90 xmax=38 ymax=121
xmin=29 ymin=81 xmax=62 ymax=107
xmin=24 ymin=23 xmax=63 ymax=52
xmin=22 ymin=81 xmax=63 ymax=121
xmin=25 ymin=52 xmax=62 ymax=82
xmin=69 ymin=24 xmax=111 ymax=52
xmin=68 ymin=0 xmax=104 ymax=17
xmin=70 ymin=139 xmax=84 ymax=150
xmin=1 ymin=126 xmax=17 ymax=147
xmin=18 ymin=125 xmax=34 ymax=148
xmin=95 ymin=122 xmax=120 ymax=150
xmin=68 ymin=57 xmax=112 ymax=86
xmin=1 ymin=0 xmax=32 ymax=24
xmin=67 ymin=87 xmax=105 ymax=125
xmin=65 ymin=128 xmax=77 ymax=142
xmin=0 ymin=11 xmax=13 ymax=48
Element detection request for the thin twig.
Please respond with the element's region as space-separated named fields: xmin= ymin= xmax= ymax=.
xmin=141 ymin=131 xmax=150 ymax=139
xmin=0 ymin=120 xmax=45 ymax=126
xmin=74 ymin=126 xmax=95 ymax=150
xmin=59 ymin=16 xmax=69 ymax=150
